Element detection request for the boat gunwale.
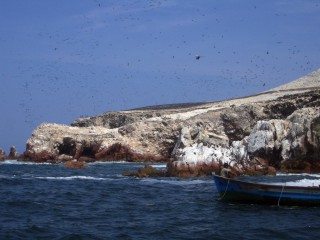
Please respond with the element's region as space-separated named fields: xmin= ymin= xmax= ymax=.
xmin=213 ymin=174 xmax=320 ymax=192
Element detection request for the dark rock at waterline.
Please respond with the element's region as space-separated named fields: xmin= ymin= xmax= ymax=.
xmin=123 ymin=165 xmax=167 ymax=177
xmin=64 ymin=160 xmax=87 ymax=169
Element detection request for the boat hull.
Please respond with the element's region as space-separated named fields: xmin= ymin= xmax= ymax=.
xmin=213 ymin=174 xmax=320 ymax=206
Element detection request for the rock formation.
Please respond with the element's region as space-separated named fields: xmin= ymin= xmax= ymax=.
xmin=123 ymin=165 xmax=167 ymax=177
xmin=0 ymin=149 xmax=5 ymax=161
xmin=64 ymin=160 xmax=88 ymax=169
xmin=0 ymin=147 xmax=21 ymax=160
xmin=8 ymin=146 xmax=19 ymax=159
xmin=24 ymin=69 xmax=320 ymax=176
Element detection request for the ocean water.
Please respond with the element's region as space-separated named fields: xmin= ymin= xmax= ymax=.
xmin=1 ymin=160 xmax=320 ymax=240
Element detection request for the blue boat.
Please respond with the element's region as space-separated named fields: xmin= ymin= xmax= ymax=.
xmin=213 ymin=174 xmax=320 ymax=206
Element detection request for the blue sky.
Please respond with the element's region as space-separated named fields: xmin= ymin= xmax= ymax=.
xmin=1 ymin=0 xmax=320 ymax=153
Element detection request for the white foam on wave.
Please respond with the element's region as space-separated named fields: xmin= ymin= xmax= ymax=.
xmin=272 ymin=178 xmax=320 ymax=187
xmin=141 ymin=178 xmax=208 ymax=186
xmin=0 ymin=160 xmax=52 ymax=165
xmin=150 ymin=164 xmax=167 ymax=169
xmin=36 ymin=176 xmax=109 ymax=181
xmin=88 ymin=161 xmax=129 ymax=165
xmin=276 ymin=172 xmax=320 ymax=177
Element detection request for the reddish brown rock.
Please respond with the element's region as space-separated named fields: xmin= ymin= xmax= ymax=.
xmin=241 ymin=157 xmax=277 ymax=176
xmin=123 ymin=165 xmax=167 ymax=177
xmin=95 ymin=143 xmax=132 ymax=161
xmin=25 ymin=150 xmax=57 ymax=162
xmin=279 ymin=160 xmax=320 ymax=173
xmin=64 ymin=160 xmax=87 ymax=169
xmin=167 ymin=161 xmax=221 ymax=177
xmin=95 ymin=143 xmax=169 ymax=162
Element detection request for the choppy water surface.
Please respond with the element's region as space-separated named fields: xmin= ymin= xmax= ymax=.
xmin=1 ymin=160 xmax=320 ymax=239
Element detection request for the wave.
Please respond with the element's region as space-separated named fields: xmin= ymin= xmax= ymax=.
xmin=141 ymin=178 xmax=209 ymax=186
xmin=277 ymin=172 xmax=320 ymax=177
xmin=150 ymin=164 xmax=167 ymax=168
xmin=0 ymin=174 xmax=12 ymax=180
xmin=0 ymin=160 xmax=52 ymax=165
xmin=35 ymin=176 xmax=110 ymax=181
xmin=272 ymin=178 xmax=320 ymax=187
xmin=87 ymin=161 xmax=127 ymax=165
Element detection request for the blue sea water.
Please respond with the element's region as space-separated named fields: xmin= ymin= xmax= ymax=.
xmin=1 ymin=160 xmax=320 ymax=240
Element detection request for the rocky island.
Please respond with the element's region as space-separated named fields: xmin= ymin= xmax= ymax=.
xmin=10 ymin=69 xmax=320 ymax=177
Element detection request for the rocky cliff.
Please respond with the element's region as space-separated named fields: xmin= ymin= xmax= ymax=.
xmin=24 ymin=69 xmax=320 ymax=176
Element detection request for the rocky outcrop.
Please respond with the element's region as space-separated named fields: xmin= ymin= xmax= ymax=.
xmin=247 ymin=108 xmax=320 ymax=172
xmin=0 ymin=149 xmax=5 ymax=161
xmin=8 ymin=146 xmax=19 ymax=159
xmin=24 ymin=69 xmax=320 ymax=176
xmin=123 ymin=165 xmax=167 ymax=177
xmin=169 ymin=106 xmax=319 ymax=176
xmin=64 ymin=160 xmax=87 ymax=169
xmin=24 ymin=123 xmax=173 ymax=163
xmin=0 ymin=146 xmax=21 ymax=160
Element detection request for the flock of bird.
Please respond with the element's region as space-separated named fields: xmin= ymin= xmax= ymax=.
xmin=8 ymin=1 xmax=319 ymax=130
